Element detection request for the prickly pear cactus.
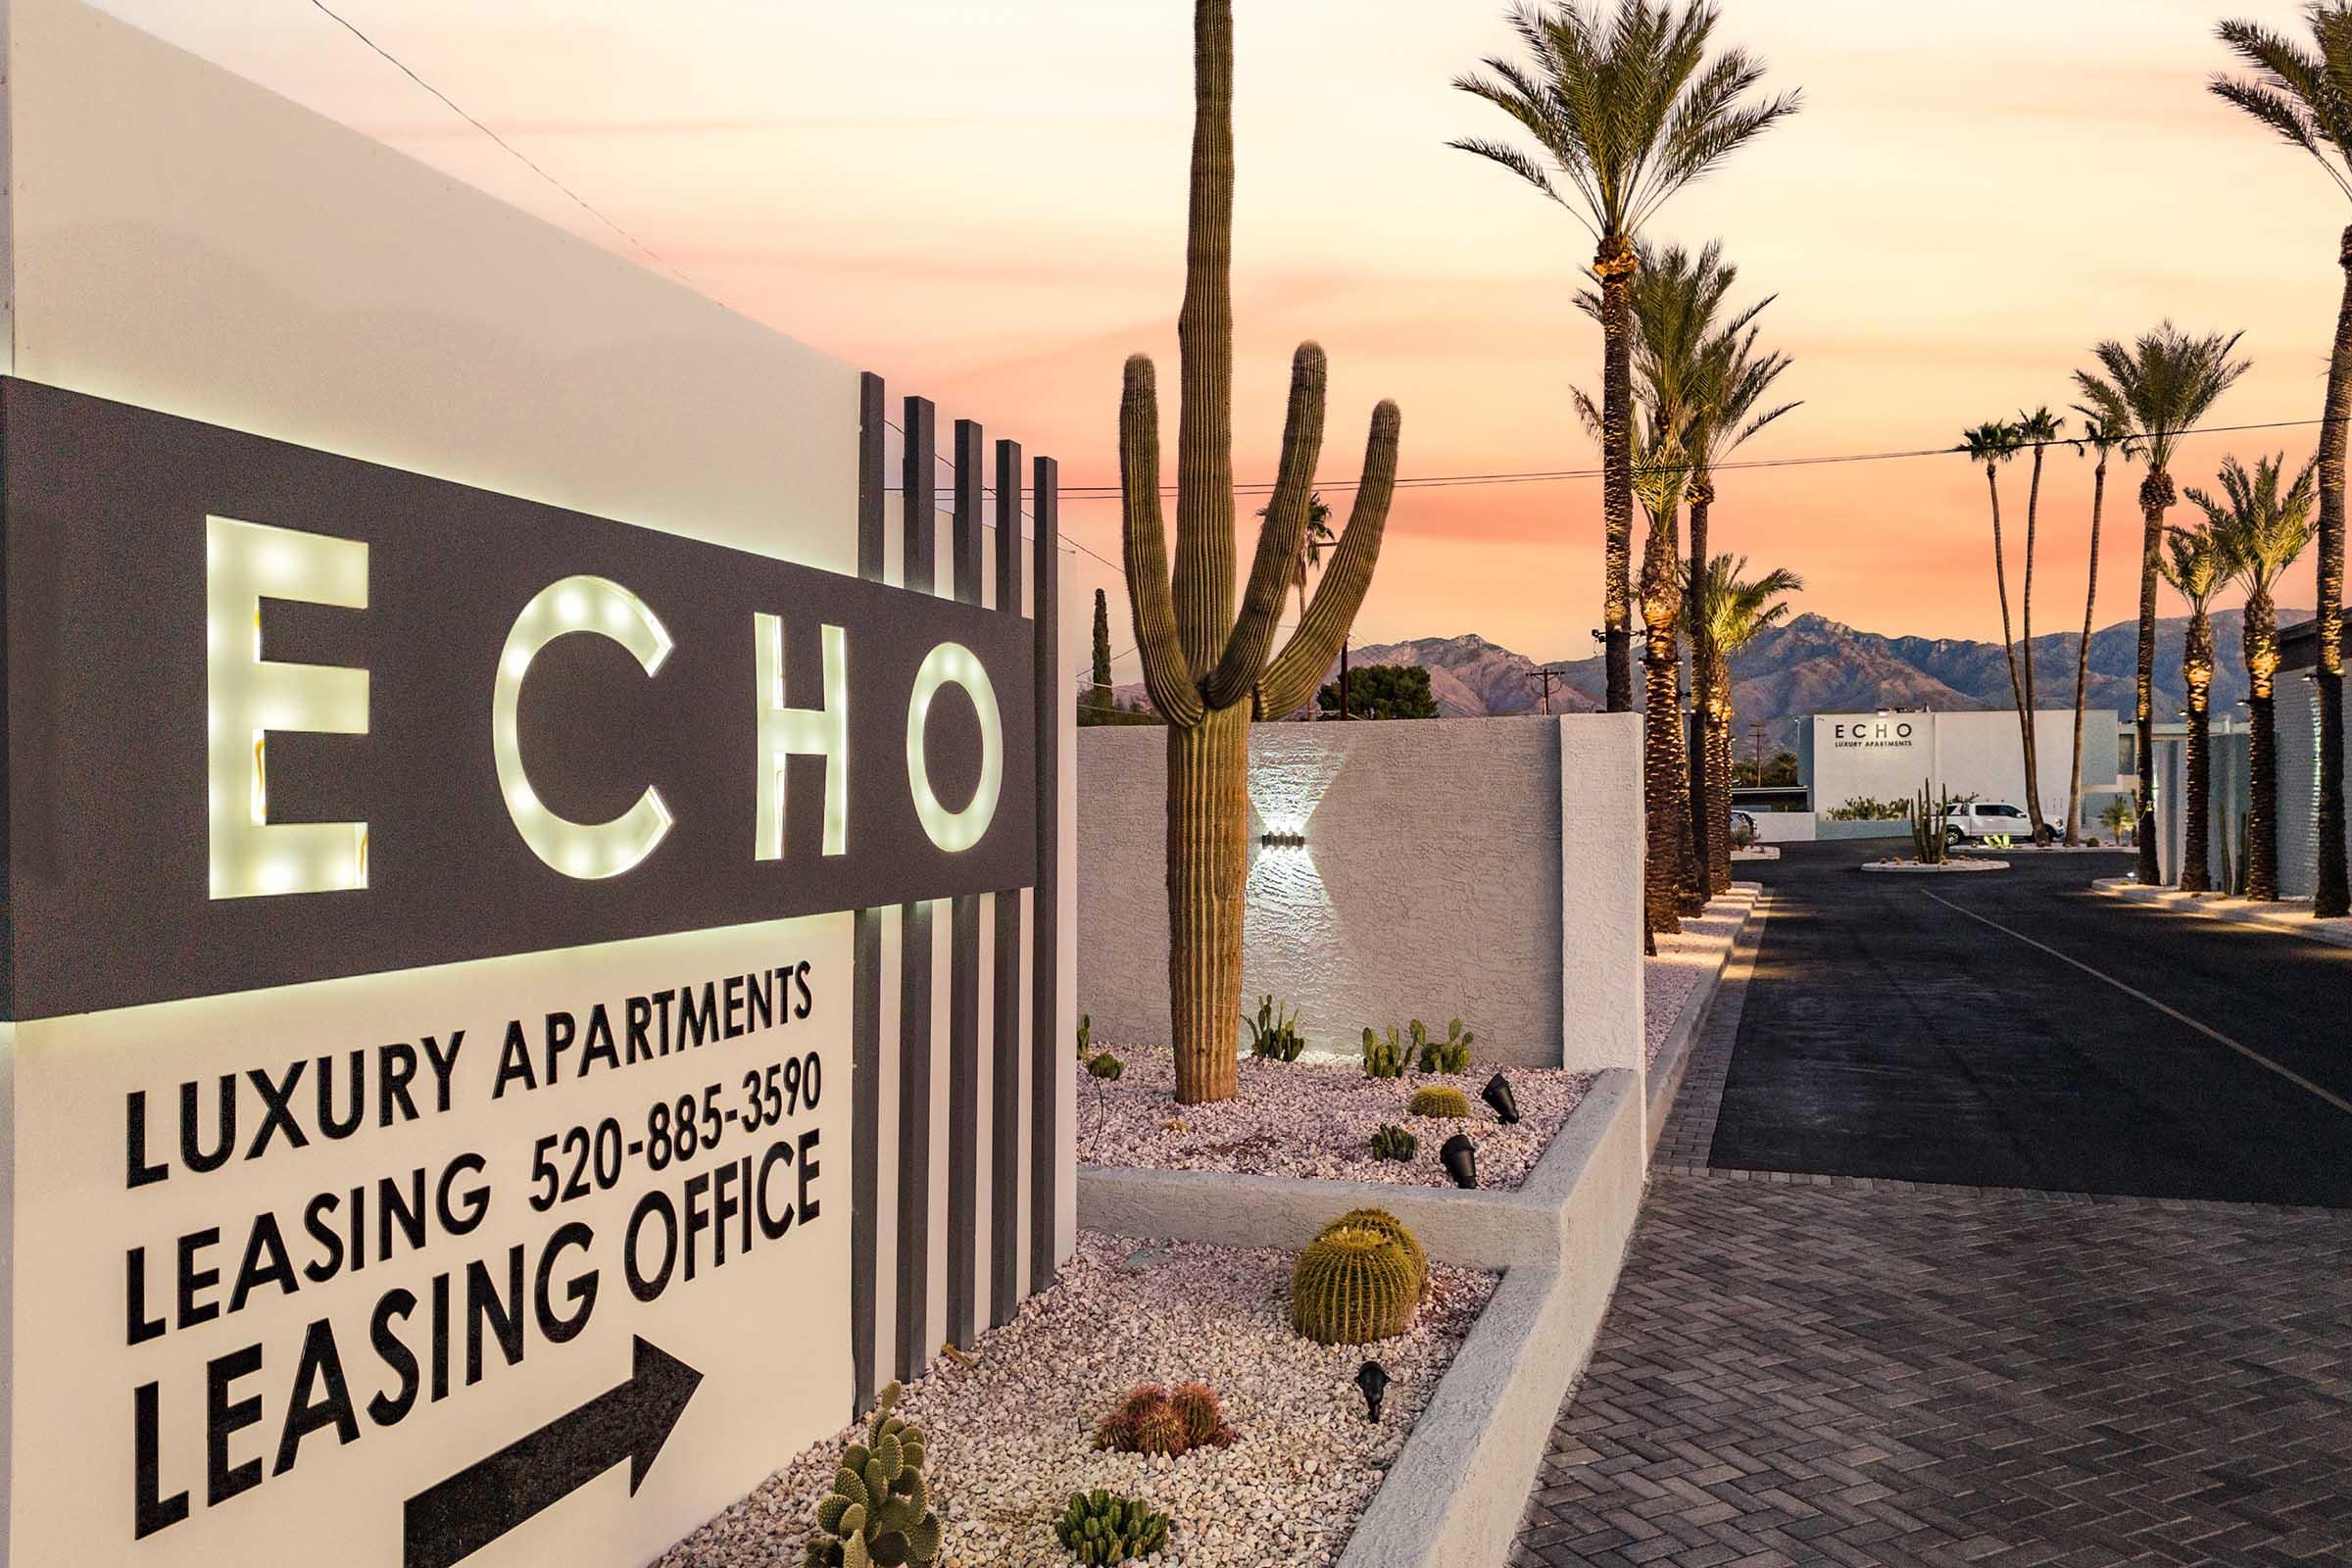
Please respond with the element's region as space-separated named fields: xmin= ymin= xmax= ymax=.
xmin=804 ymin=1384 xmax=941 ymax=1568
xmin=1414 ymin=1017 xmax=1473 ymax=1074
xmin=1360 ymin=1026 xmax=1407 ymax=1078
xmin=1368 ymin=1122 xmax=1417 ymax=1161
xmin=1054 ymin=1490 xmax=1171 ymax=1565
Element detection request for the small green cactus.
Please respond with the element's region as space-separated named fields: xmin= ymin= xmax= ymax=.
xmin=1054 ymin=1490 xmax=1170 ymax=1565
xmin=1360 ymin=1026 xmax=1407 ymax=1078
xmin=804 ymin=1383 xmax=941 ymax=1568
xmin=1292 ymin=1224 xmax=1420 ymax=1346
xmin=1245 ymin=995 xmax=1306 ymax=1061
xmin=1368 ymin=1122 xmax=1417 ymax=1161
xmin=1076 ymin=1012 xmax=1094 ymax=1058
xmin=1321 ymin=1207 xmax=1427 ymax=1299
xmin=1086 ymin=1051 xmax=1125 ymax=1082
xmin=1412 ymin=1017 xmax=1473 ymax=1074
xmin=1407 ymin=1084 xmax=1470 ymax=1119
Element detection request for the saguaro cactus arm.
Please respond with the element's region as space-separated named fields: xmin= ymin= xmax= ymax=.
xmin=1204 ymin=343 xmax=1328 ymax=710
xmin=1172 ymin=0 xmax=1239 ymax=678
xmin=1120 ymin=356 xmax=1207 ymax=728
xmin=1257 ymin=399 xmax=1402 ymax=718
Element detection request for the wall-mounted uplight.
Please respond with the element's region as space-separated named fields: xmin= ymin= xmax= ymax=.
xmin=1260 ymin=831 xmax=1308 ymax=850
xmin=906 ymin=640 xmax=1002 ymax=852
xmin=492 ymin=574 xmax=674 ymax=879
xmin=206 ymin=515 xmax=370 ymax=900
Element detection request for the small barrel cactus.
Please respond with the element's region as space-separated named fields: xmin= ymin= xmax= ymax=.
xmin=805 ymin=1383 xmax=941 ymax=1568
xmin=1094 ymin=1383 xmax=1235 ymax=1456
xmin=1368 ymin=1122 xmax=1417 ymax=1161
xmin=1321 ymin=1207 xmax=1427 ymax=1298
xmin=1407 ymin=1084 xmax=1470 ymax=1119
xmin=1292 ymin=1224 xmax=1420 ymax=1345
xmin=1054 ymin=1490 xmax=1170 ymax=1565
xmin=1086 ymin=1051 xmax=1125 ymax=1082
xmin=1412 ymin=1017 xmax=1473 ymax=1074
xmin=1360 ymin=1025 xmax=1407 ymax=1078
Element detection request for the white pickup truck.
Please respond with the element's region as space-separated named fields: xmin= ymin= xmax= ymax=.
xmin=1940 ymin=800 xmax=2050 ymax=846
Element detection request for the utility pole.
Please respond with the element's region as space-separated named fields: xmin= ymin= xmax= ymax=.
xmin=1748 ymin=721 xmax=1768 ymax=783
xmin=1529 ymin=667 xmax=1564 ymax=714
xmin=1340 ymin=636 xmax=1351 ymax=721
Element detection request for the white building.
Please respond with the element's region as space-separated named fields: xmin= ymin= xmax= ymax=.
xmin=1791 ymin=709 xmax=2126 ymax=839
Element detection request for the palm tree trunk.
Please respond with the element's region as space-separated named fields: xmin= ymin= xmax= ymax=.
xmin=2313 ymin=224 xmax=2352 ymax=917
xmin=2181 ymin=613 xmax=2213 ymax=894
xmin=1673 ymin=658 xmax=1703 ymax=915
xmin=1704 ymin=650 xmax=1735 ymax=894
xmin=2065 ymin=454 xmax=2108 ymax=845
xmin=2245 ymin=593 xmax=2280 ymax=904
xmin=1686 ymin=483 xmax=1715 ymax=887
xmin=2019 ymin=444 xmax=2048 ymax=838
xmin=1986 ymin=465 xmax=2034 ymax=816
xmin=2133 ymin=474 xmax=2175 ymax=886
xmin=1597 ymin=237 xmax=1638 ymax=714
xmin=1166 ymin=703 xmax=1248 ymax=1103
xmin=1641 ymin=508 xmax=1685 ymax=936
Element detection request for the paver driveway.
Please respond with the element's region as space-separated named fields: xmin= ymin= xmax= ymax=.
xmin=1514 ymin=846 xmax=2352 ymax=1567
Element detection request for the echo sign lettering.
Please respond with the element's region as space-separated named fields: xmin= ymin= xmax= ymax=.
xmin=1829 ymin=719 xmax=1918 ymax=750
xmin=0 ymin=380 xmax=1038 ymax=1566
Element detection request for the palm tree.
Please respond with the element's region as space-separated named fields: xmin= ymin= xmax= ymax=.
xmin=2195 ymin=454 xmax=2319 ymax=901
xmin=2013 ymin=407 xmax=2066 ymax=839
xmin=1683 ymin=307 xmax=1796 ymax=891
xmin=2158 ymin=521 xmax=2231 ymax=892
xmin=2062 ymin=395 xmax=2137 ymax=843
xmin=1693 ymin=553 xmax=1802 ymax=880
xmin=1452 ymin=0 xmax=1798 ymax=715
xmin=2212 ymin=5 xmax=2352 ymax=916
xmin=1963 ymin=419 xmax=2034 ymax=825
xmin=2076 ymin=324 xmax=2249 ymax=884
xmin=1260 ymin=491 xmax=1338 ymax=625
xmin=1576 ymin=240 xmax=1779 ymax=907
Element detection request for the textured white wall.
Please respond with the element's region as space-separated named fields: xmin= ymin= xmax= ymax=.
xmin=1808 ymin=709 xmax=2121 ymax=828
xmin=1076 ymin=714 xmax=1644 ymax=1071
xmin=2275 ymin=676 xmax=2346 ymax=901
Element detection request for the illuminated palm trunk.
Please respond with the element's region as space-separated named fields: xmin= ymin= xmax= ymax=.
xmin=2315 ymin=226 xmax=2352 ymax=917
xmin=2244 ymin=593 xmax=2281 ymax=903
xmin=1597 ymin=238 xmax=1637 ymax=714
xmin=2180 ymin=612 xmax=2213 ymax=894
xmin=1640 ymin=507 xmax=1687 ymax=936
xmin=2132 ymin=471 xmax=2177 ymax=885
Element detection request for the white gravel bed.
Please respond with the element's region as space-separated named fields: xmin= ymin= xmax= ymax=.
xmin=1861 ymin=857 xmax=2006 ymax=873
xmin=657 ymin=1231 xmax=1497 ymax=1568
xmin=1075 ymin=1050 xmax=1592 ymax=1191
xmin=1643 ymin=895 xmax=1747 ymax=1069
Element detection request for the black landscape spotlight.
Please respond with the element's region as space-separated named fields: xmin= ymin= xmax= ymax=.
xmin=1481 ymin=1071 xmax=1520 ymax=1124
xmin=1356 ymin=1360 xmax=1391 ymax=1423
xmin=1441 ymin=1132 xmax=1478 ymax=1190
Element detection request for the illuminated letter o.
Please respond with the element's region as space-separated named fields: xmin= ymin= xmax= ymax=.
xmin=492 ymin=575 xmax=674 ymax=878
xmin=906 ymin=642 xmax=1002 ymax=853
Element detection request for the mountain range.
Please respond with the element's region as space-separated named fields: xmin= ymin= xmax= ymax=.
xmin=1119 ymin=610 xmax=2313 ymax=738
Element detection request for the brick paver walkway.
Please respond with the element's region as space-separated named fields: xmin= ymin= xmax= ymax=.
xmin=1515 ymin=884 xmax=2352 ymax=1567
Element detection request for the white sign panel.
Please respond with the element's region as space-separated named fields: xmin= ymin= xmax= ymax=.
xmin=9 ymin=916 xmax=850 ymax=1566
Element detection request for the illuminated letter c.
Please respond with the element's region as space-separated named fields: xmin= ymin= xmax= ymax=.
xmin=492 ymin=575 xmax=674 ymax=878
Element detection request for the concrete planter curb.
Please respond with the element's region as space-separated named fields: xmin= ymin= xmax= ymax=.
xmin=1082 ymin=1073 xmax=1647 ymax=1568
xmin=2092 ymin=877 xmax=2352 ymax=949
xmin=1643 ymin=885 xmax=1761 ymax=1157
xmin=1860 ymin=858 xmax=2007 ymax=873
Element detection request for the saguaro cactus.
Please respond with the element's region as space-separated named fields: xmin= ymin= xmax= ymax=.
xmin=1123 ymin=0 xmax=1399 ymax=1104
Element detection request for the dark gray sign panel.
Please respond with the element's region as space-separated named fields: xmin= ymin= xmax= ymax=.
xmin=0 ymin=377 xmax=1038 ymax=1018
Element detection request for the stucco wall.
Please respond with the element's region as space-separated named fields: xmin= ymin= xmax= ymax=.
xmin=1076 ymin=714 xmax=1644 ymax=1071
xmin=2276 ymin=676 xmax=2349 ymax=900
xmin=1804 ymin=709 xmax=2121 ymax=831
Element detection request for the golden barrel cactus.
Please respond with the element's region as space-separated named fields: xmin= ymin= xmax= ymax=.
xmin=1292 ymin=1224 xmax=1421 ymax=1346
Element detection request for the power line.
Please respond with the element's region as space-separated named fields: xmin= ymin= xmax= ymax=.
xmin=305 ymin=0 xmax=695 ymax=289
xmin=1050 ymin=415 xmax=2345 ymax=500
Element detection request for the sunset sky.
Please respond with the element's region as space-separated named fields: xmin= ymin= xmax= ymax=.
xmin=99 ymin=0 xmax=2348 ymax=678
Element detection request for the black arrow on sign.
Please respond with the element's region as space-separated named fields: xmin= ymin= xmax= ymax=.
xmin=402 ymin=1336 xmax=703 ymax=1568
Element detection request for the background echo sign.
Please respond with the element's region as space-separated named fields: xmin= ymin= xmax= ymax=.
xmin=0 ymin=378 xmax=1040 ymax=1567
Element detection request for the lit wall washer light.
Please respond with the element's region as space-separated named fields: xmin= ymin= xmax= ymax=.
xmin=906 ymin=640 xmax=1003 ymax=852
xmin=1260 ymin=831 xmax=1308 ymax=849
xmin=756 ymin=613 xmax=850 ymax=859
xmin=206 ymin=515 xmax=370 ymax=899
xmin=493 ymin=574 xmax=675 ymax=879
